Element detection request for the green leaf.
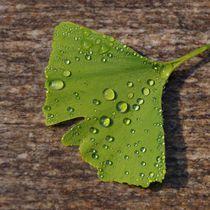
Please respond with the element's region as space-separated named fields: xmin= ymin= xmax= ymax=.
xmin=43 ymin=22 xmax=210 ymax=187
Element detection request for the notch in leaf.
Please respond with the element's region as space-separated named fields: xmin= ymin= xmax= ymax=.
xmin=43 ymin=22 xmax=210 ymax=188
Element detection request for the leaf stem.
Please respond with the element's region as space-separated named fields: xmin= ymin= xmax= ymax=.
xmin=160 ymin=44 xmax=210 ymax=84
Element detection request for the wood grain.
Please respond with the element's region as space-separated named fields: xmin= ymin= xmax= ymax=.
xmin=0 ymin=0 xmax=210 ymax=209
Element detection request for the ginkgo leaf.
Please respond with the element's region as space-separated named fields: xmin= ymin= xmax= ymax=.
xmin=43 ymin=22 xmax=210 ymax=188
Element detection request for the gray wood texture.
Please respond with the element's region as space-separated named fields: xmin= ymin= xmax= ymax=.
xmin=0 ymin=0 xmax=210 ymax=209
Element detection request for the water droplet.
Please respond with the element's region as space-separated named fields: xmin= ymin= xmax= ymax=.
xmin=154 ymin=163 xmax=159 ymax=168
xmin=132 ymin=104 xmax=140 ymax=111
xmin=101 ymin=57 xmax=107 ymax=63
xmin=67 ymin=106 xmax=74 ymax=113
xmin=156 ymin=156 xmax=161 ymax=163
xmin=89 ymin=127 xmax=98 ymax=134
xmin=93 ymin=99 xmax=101 ymax=105
xmin=130 ymin=129 xmax=135 ymax=134
xmin=105 ymin=135 xmax=114 ymax=142
xmin=127 ymin=92 xmax=134 ymax=99
xmin=103 ymin=88 xmax=116 ymax=101
xmin=124 ymin=155 xmax=129 ymax=160
xmin=142 ymin=87 xmax=150 ymax=96
xmin=116 ymin=101 xmax=128 ymax=113
xmin=92 ymin=153 xmax=99 ymax=159
xmin=147 ymin=79 xmax=155 ymax=86
xmin=107 ymin=53 xmax=113 ymax=58
xmin=140 ymin=147 xmax=147 ymax=153
xmin=137 ymin=98 xmax=144 ymax=105
xmin=124 ymin=171 xmax=129 ymax=175
xmin=139 ymin=173 xmax=145 ymax=178
xmin=103 ymin=144 xmax=109 ymax=150
xmin=141 ymin=161 xmax=146 ymax=166
xmin=65 ymin=59 xmax=71 ymax=65
xmin=127 ymin=81 xmax=134 ymax=88
xmin=106 ymin=160 xmax=113 ymax=166
xmin=100 ymin=116 xmax=112 ymax=127
xmin=85 ymin=55 xmax=92 ymax=61
xmin=90 ymin=138 xmax=95 ymax=142
xmin=48 ymin=114 xmax=54 ymax=119
xmin=123 ymin=118 xmax=131 ymax=125
xmin=49 ymin=80 xmax=65 ymax=90
xmin=149 ymin=172 xmax=155 ymax=178
xmin=63 ymin=70 xmax=71 ymax=77
xmin=75 ymin=56 xmax=80 ymax=61
xmin=44 ymin=105 xmax=51 ymax=111
xmin=134 ymin=150 xmax=139 ymax=155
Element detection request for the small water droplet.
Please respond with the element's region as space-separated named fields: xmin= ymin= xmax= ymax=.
xmin=127 ymin=81 xmax=134 ymax=88
xmin=124 ymin=171 xmax=129 ymax=175
xmin=123 ymin=118 xmax=131 ymax=125
xmin=75 ymin=56 xmax=80 ymax=61
xmin=107 ymin=53 xmax=113 ymax=58
xmin=140 ymin=147 xmax=147 ymax=153
xmin=63 ymin=70 xmax=71 ymax=77
xmin=48 ymin=114 xmax=54 ymax=119
xmin=49 ymin=80 xmax=65 ymax=90
xmin=156 ymin=156 xmax=161 ymax=163
xmin=116 ymin=101 xmax=129 ymax=113
xmin=44 ymin=105 xmax=51 ymax=111
xmin=127 ymin=92 xmax=134 ymax=99
xmin=103 ymin=88 xmax=116 ymax=101
xmin=154 ymin=163 xmax=159 ymax=168
xmin=137 ymin=98 xmax=144 ymax=105
xmin=90 ymin=138 xmax=95 ymax=142
xmin=93 ymin=99 xmax=101 ymax=105
xmin=132 ymin=104 xmax=140 ymax=111
xmin=134 ymin=150 xmax=139 ymax=155
xmin=142 ymin=87 xmax=150 ymax=96
xmin=124 ymin=155 xmax=129 ymax=160
xmin=65 ymin=59 xmax=71 ymax=65
xmin=103 ymin=144 xmax=109 ymax=150
xmin=130 ymin=129 xmax=135 ymax=134
xmin=105 ymin=135 xmax=114 ymax=142
xmin=147 ymin=79 xmax=155 ymax=86
xmin=149 ymin=172 xmax=155 ymax=178
xmin=106 ymin=160 xmax=113 ymax=166
xmin=89 ymin=127 xmax=98 ymax=134
xmin=139 ymin=173 xmax=145 ymax=178
xmin=100 ymin=116 xmax=112 ymax=127
xmin=67 ymin=106 xmax=74 ymax=113
xmin=92 ymin=153 xmax=99 ymax=159
xmin=141 ymin=161 xmax=146 ymax=166
xmin=85 ymin=55 xmax=92 ymax=61
xmin=101 ymin=57 xmax=107 ymax=63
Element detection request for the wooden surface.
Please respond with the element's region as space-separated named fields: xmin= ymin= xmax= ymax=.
xmin=0 ymin=0 xmax=210 ymax=209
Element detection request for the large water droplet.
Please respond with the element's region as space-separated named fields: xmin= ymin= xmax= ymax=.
xmin=127 ymin=81 xmax=134 ymax=88
xmin=137 ymin=98 xmax=144 ymax=105
xmin=93 ymin=99 xmax=101 ymax=105
xmin=142 ymin=87 xmax=150 ymax=96
xmin=63 ymin=70 xmax=71 ymax=77
xmin=49 ymin=80 xmax=65 ymax=90
xmin=89 ymin=127 xmax=98 ymax=134
xmin=100 ymin=116 xmax=112 ymax=127
xmin=105 ymin=135 xmax=114 ymax=142
xmin=123 ymin=118 xmax=131 ymax=125
xmin=103 ymin=88 xmax=116 ymax=101
xmin=147 ymin=79 xmax=155 ymax=86
xmin=116 ymin=101 xmax=128 ymax=113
